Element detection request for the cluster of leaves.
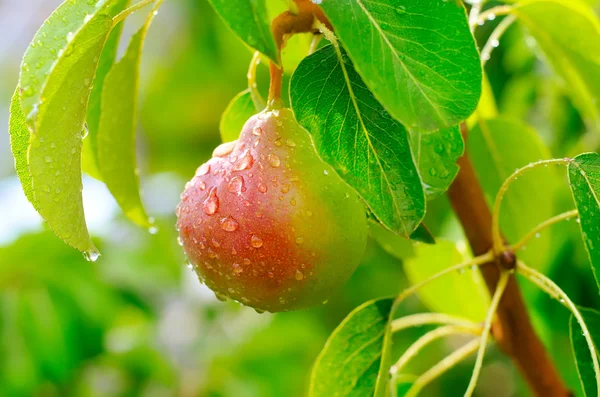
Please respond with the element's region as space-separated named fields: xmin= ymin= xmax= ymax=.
xmin=7 ymin=0 xmax=600 ymax=396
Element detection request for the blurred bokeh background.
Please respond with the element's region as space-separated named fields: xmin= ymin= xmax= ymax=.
xmin=1 ymin=1 xmax=599 ymax=396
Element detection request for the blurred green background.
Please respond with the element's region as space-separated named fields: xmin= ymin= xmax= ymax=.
xmin=0 ymin=1 xmax=599 ymax=396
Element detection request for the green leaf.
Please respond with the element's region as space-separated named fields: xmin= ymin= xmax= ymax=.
xmin=19 ymin=0 xmax=116 ymax=118
xmin=404 ymin=240 xmax=490 ymax=322
xmin=8 ymin=88 xmax=36 ymax=210
xmin=568 ymin=153 xmax=600 ymax=292
xmin=309 ymin=298 xmax=395 ymax=397
xmin=220 ymin=89 xmax=260 ymax=143
xmin=97 ymin=8 xmax=158 ymax=228
xmin=28 ymin=13 xmax=113 ymax=255
xmin=410 ymin=223 xmax=435 ymax=245
xmin=318 ymin=0 xmax=481 ymax=131
xmin=290 ymin=44 xmax=425 ymax=236
xmin=570 ymin=307 xmax=600 ymax=397
xmin=410 ymin=126 xmax=464 ymax=200
xmin=513 ymin=0 xmax=600 ymax=127
xmin=207 ymin=0 xmax=278 ymax=63
xmin=83 ymin=0 xmax=132 ymax=180
xmin=469 ymin=118 xmax=560 ymax=271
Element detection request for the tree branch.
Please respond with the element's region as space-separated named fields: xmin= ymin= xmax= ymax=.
xmin=446 ymin=124 xmax=570 ymax=396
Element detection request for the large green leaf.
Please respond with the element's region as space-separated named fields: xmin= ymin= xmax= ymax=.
xmin=570 ymin=307 xmax=600 ymax=397
xmin=96 ymin=7 xmax=159 ymax=228
xmin=410 ymin=126 xmax=464 ymax=200
xmin=8 ymin=89 xmax=36 ymax=209
xmin=220 ymin=89 xmax=260 ymax=143
xmin=290 ymin=44 xmax=425 ymax=236
xmin=404 ymin=240 xmax=490 ymax=322
xmin=318 ymin=0 xmax=481 ymax=131
xmin=19 ymin=0 xmax=116 ymax=118
xmin=568 ymin=153 xmax=600 ymax=292
xmin=207 ymin=0 xmax=278 ymax=63
xmin=310 ymin=298 xmax=395 ymax=397
xmin=83 ymin=0 xmax=132 ymax=180
xmin=469 ymin=118 xmax=560 ymax=270
xmin=513 ymin=0 xmax=600 ymax=127
xmin=28 ymin=14 xmax=113 ymax=255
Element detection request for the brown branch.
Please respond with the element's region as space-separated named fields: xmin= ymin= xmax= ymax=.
xmin=447 ymin=124 xmax=570 ymax=396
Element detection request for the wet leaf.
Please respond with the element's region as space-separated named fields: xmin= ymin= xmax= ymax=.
xmin=28 ymin=14 xmax=113 ymax=254
xmin=410 ymin=126 xmax=464 ymax=200
xmin=319 ymin=0 xmax=481 ymax=131
xmin=309 ymin=298 xmax=395 ymax=397
xmin=291 ymin=44 xmax=425 ymax=236
xmin=96 ymin=6 xmax=159 ymax=228
xmin=568 ymin=152 xmax=600 ymax=293
xmin=570 ymin=307 xmax=600 ymax=397
xmin=207 ymin=0 xmax=278 ymax=63
xmin=83 ymin=0 xmax=132 ymax=180
xmin=8 ymin=88 xmax=36 ymax=209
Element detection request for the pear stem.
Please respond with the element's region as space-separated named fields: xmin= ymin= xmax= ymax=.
xmin=268 ymin=62 xmax=284 ymax=103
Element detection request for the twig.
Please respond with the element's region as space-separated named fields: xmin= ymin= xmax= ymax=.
xmin=511 ymin=209 xmax=579 ymax=252
xmin=464 ymin=270 xmax=511 ymax=397
xmin=492 ymin=158 xmax=572 ymax=254
xmin=481 ymin=15 xmax=516 ymax=65
xmin=404 ymin=338 xmax=481 ymax=397
xmin=392 ymin=313 xmax=480 ymax=333
xmin=474 ymin=5 xmax=513 ymax=27
xmin=391 ymin=324 xmax=483 ymax=376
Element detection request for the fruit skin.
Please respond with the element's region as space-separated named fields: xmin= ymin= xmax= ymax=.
xmin=176 ymin=105 xmax=367 ymax=312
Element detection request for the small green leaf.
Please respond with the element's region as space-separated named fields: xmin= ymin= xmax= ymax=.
xmin=83 ymin=0 xmax=132 ymax=180
xmin=310 ymin=298 xmax=395 ymax=397
xmin=28 ymin=14 xmax=113 ymax=254
xmin=207 ymin=0 xmax=278 ymax=63
xmin=410 ymin=126 xmax=464 ymax=200
xmin=220 ymin=89 xmax=260 ymax=143
xmin=369 ymin=223 xmax=415 ymax=260
xmin=97 ymin=8 xmax=158 ymax=228
xmin=318 ymin=0 xmax=481 ymax=131
xmin=8 ymin=89 xmax=36 ymax=209
xmin=570 ymin=307 xmax=600 ymax=397
xmin=568 ymin=153 xmax=600 ymax=292
xmin=513 ymin=0 xmax=600 ymax=127
xmin=291 ymin=44 xmax=425 ymax=236
xmin=404 ymin=240 xmax=490 ymax=322
xmin=410 ymin=223 xmax=435 ymax=245
xmin=19 ymin=0 xmax=116 ymax=118
xmin=469 ymin=118 xmax=560 ymax=271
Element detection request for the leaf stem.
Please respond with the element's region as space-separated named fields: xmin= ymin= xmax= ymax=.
xmin=404 ymin=338 xmax=481 ymax=397
xmin=247 ymin=51 xmax=265 ymax=110
xmin=516 ymin=260 xmax=600 ymax=396
xmin=464 ymin=270 xmax=511 ymax=397
xmin=481 ymin=15 xmax=516 ymax=65
xmin=492 ymin=158 xmax=572 ymax=255
xmin=474 ymin=5 xmax=513 ymax=28
xmin=511 ymin=209 xmax=579 ymax=252
xmin=394 ymin=251 xmax=494 ymax=308
xmin=391 ymin=324 xmax=482 ymax=376
xmin=113 ymin=0 xmax=157 ymax=28
xmin=309 ymin=34 xmax=322 ymax=55
xmin=392 ymin=313 xmax=481 ymax=333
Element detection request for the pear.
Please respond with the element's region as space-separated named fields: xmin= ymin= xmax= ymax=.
xmin=177 ymin=105 xmax=367 ymax=312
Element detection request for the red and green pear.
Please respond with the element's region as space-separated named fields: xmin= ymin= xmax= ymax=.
xmin=176 ymin=105 xmax=367 ymax=312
